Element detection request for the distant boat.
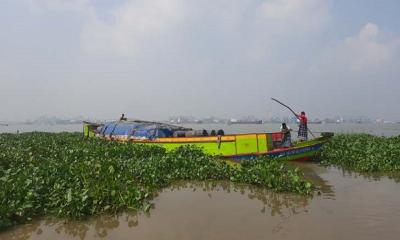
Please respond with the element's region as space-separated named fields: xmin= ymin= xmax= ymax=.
xmin=227 ymin=119 xmax=263 ymax=125
xmin=308 ymin=120 xmax=322 ymax=124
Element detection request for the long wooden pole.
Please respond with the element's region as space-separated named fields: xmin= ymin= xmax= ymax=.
xmin=271 ymin=98 xmax=298 ymax=117
xmin=270 ymin=98 xmax=316 ymax=138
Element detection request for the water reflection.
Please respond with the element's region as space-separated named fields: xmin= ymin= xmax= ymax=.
xmin=288 ymin=162 xmax=335 ymax=199
xmin=335 ymin=166 xmax=400 ymax=183
xmin=54 ymin=214 xmax=126 ymax=239
xmin=3 ymin=221 xmax=41 ymax=240
xmin=164 ymin=181 xmax=311 ymax=217
xmin=4 ymin=213 xmax=139 ymax=240
xmin=1 ymin=180 xmax=316 ymax=240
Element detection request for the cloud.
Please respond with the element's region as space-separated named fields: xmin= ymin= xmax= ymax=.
xmin=358 ymin=22 xmax=379 ymax=41
xmin=343 ymin=23 xmax=398 ymax=73
xmin=238 ymin=0 xmax=330 ymax=61
xmin=28 ymin=0 xmax=89 ymax=12
xmin=80 ymin=0 xmax=331 ymax=58
xmin=7 ymin=0 xmax=400 ymax=120
xmin=81 ymin=0 xmax=186 ymax=57
xmin=304 ymin=22 xmax=400 ymax=119
xmin=316 ymin=22 xmax=400 ymax=76
xmin=257 ymin=0 xmax=330 ymax=32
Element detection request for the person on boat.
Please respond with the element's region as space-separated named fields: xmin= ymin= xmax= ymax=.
xmin=280 ymin=123 xmax=292 ymax=147
xmin=296 ymin=111 xmax=308 ymax=141
xmin=119 ymin=113 xmax=127 ymax=121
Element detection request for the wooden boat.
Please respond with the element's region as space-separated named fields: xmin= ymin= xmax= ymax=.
xmin=83 ymin=120 xmax=332 ymax=161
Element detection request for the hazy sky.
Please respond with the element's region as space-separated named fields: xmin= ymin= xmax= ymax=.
xmin=1 ymin=0 xmax=399 ymax=121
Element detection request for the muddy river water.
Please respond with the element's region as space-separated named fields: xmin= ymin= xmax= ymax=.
xmin=1 ymin=163 xmax=399 ymax=240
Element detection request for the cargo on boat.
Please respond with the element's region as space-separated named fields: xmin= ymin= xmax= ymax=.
xmin=83 ymin=120 xmax=333 ymax=161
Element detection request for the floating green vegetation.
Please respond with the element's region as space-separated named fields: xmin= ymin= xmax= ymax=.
xmin=319 ymin=134 xmax=400 ymax=172
xmin=0 ymin=132 xmax=313 ymax=230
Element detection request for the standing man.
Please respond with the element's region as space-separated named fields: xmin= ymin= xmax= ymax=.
xmin=296 ymin=111 xmax=308 ymax=141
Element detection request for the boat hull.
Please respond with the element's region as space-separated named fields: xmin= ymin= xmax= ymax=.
xmin=222 ymin=142 xmax=323 ymax=161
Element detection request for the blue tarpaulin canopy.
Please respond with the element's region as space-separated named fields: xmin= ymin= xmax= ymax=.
xmin=133 ymin=125 xmax=173 ymax=139
xmin=99 ymin=121 xmax=174 ymax=139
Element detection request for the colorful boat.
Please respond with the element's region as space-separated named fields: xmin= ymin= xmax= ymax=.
xmin=83 ymin=120 xmax=332 ymax=161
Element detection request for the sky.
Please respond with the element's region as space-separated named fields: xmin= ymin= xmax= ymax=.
xmin=1 ymin=0 xmax=400 ymax=121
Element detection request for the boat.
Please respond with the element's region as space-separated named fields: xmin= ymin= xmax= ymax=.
xmin=83 ymin=120 xmax=333 ymax=161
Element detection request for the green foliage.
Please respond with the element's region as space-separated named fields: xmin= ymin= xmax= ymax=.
xmin=0 ymin=132 xmax=313 ymax=230
xmin=319 ymin=134 xmax=400 ymax=172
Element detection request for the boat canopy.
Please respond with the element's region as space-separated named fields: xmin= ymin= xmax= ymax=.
xmin=112 ymin=123 xmax=143 ymax=136
xmin=132 ymin=125 xmax=173 ymax=139
xmin=99 ymin=121 xmax=177 ymax=139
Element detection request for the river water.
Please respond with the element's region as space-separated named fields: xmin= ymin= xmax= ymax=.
xmin=1 ymin=122 xmax=400 ymax=136
xmin=1 ymin=123 xmax=400 ymax=239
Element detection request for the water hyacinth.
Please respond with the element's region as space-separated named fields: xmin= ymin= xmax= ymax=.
xmin=319 ymin=134 xmax=400 ymax=172
xmin=0 ymin=132 xmax=313 ymax=230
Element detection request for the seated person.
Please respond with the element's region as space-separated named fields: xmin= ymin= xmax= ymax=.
xmin=280 ymin=123 xmax=293 ymax=147
xmin=119 ymin=113 xmax=127 ymax=121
